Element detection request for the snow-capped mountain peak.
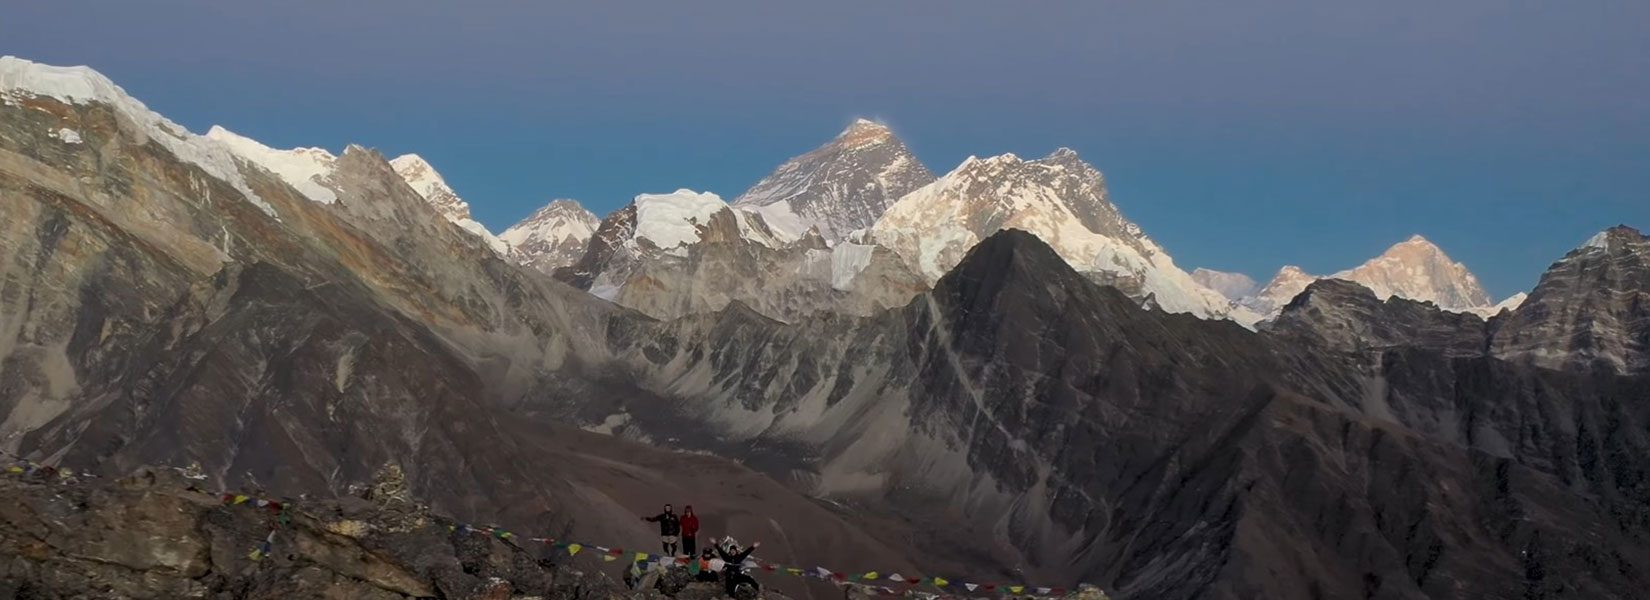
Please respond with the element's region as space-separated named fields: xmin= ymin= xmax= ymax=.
xmin=390 ymin=154 xmax=472 ymax=221
xmin=1330 ymin=234 xmax=1492 ymax=310
xmin=386 ymin=153 xmax=508 ymax=254
xmin=1244 ymin=236 xmax=1498 ymax=317
xmin=872 ymin=149 xmax=1246 ymax=322
xmin=499 ymin=199 xmax=599 ymax=274
xmin=733 ymin=117 xmax=934 ymax=243
xmin=1577 ymin=225 xmax=1642 ymax=254
xmin=1244 ymin=265 xmax=1319 ymax=314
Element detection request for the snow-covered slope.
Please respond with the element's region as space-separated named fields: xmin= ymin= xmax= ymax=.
xmin=0 ymin=56 xmax=276 ymax=217
xmin=871 ymin=149 xmax=1248 ymax=322
xmin=205 ymin=126 xmax=338 ymax=204
xmin=388 ymin=154 xmax=509 ymax=254
xmin=734 ymin=119 xmax=934 ymax=243
xmin=1191 ymin=268 xmax=1259 ymax=301
xmin=1245 ymin=236 xmax=1496 ymax=317
xmin=500 ymin=199 xmax=600 ymax=275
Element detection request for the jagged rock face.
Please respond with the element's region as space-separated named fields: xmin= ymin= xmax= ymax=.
xmin=1191 ymin=267 xmax=1258 ymax=300
xmin=501 ymin=199 xmax=600 ymax=274
xmin=1493 ymin=226 xmax=1650 ymax=374
xmin=733 ymin=119 xmax=934 ymax=243
xmin=556 ymin=191 xmax=927 ymax=321
xmin=871 ymin=150 xmax=1244 ymax=322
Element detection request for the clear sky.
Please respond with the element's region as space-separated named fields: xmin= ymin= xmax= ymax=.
xmin=6 ymin=1 xmax=1646 ymax=298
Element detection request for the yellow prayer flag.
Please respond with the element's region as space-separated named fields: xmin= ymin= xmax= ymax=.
xmin=568 ymin=543 xmax=583 ymax=556
xmin=863 ymin=571 xmax=879 ymax=580
xmin=933 ymin=577 xmax=949 ymax=587
xmin=1010 ymin=585 xmax=1026 ymax=594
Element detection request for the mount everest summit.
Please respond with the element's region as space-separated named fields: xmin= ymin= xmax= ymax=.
xmin=5 ymin=55 xmax=1650 ymax=600
xmin=733 ymin=118 xmax=934 ymax=243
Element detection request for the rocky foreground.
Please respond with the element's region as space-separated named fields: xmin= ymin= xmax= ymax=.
xmin=0 ymin=466 xmax=742 ymax=600
xmin=0 ymin=466 xmax=1112 ymax=600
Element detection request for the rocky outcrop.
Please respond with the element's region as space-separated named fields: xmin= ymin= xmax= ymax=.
xmin=1266 ymin=278 xmax=1490 ymax=357
xmin=0 ymin=466 xmax=817 ymax=600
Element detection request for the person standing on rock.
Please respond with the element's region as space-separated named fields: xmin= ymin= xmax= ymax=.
xmin=680 ymin=505 xmax=701 ymax=555
xmin=642 ymin=503 xmax=682 ymax=555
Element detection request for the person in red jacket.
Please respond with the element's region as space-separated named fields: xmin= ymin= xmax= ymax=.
xmin=680 ymin=505 xmax=701 ymax=555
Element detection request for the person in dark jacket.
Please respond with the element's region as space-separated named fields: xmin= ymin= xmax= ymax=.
xmin=680 ymin=505 xmax=701 ymax=555
xmin=641 ymin=504 xmax=681 ymax=555
xmin=715 ymin=537 xmax=762 ymax=597
xmin=694 ymin=547 xmax=720 ymax=583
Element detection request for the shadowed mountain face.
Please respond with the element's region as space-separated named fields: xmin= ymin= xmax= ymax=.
xmin=3 ymin=59 xmax=1650 ymax=600
xmin=593 ymin=231 xmax=1650 ymax=599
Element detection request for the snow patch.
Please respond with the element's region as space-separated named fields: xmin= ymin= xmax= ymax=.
xmin=1582 ymin=230 xmax=1612 ymax=251
xmin=829 ymin=242 xmax=877 ymax=290
xmin=49 ymin=127 xmax=81 ymax=144
xmin=742 ymin=201 xmax=809 ymax=243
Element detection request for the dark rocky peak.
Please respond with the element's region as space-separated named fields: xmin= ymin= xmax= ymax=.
xmin=1491 ymin=224 xmax=1650 ymax=374
xmin=1267 ymin=278 xmax=1489 ymax=357
xmin=930 ymin=228 xmax=1105 ymax=311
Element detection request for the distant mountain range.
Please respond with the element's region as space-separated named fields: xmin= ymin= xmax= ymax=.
xmin=4 ymin=55 xmax=1649 ymax=599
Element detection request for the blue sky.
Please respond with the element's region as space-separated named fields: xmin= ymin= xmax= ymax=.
xmin=7 ymin=1 xmax=1647 ymax=297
